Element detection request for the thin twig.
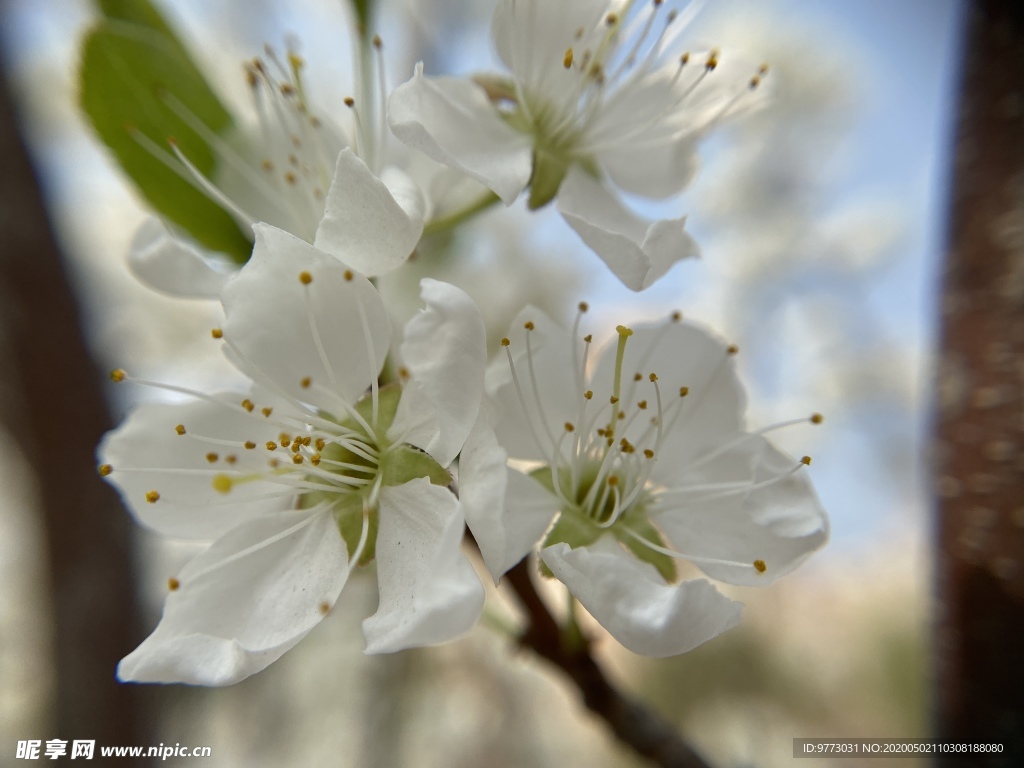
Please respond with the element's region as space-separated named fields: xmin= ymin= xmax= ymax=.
xmin=504 ymin=559 xmax=713 ymax=768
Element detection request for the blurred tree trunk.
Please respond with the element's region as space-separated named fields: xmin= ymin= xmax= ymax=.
xmin=0 ymin=40 xmax=150 ymax=747
xmin=935 ymin=0 xmax=1024 ymax=762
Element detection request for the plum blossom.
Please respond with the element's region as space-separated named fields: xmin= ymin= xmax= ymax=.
xmin=130 ymin=43 xmax=425 ymax=297
xmin=460 ymin=305 xmax=828 ymax=656
xmin=99 ymin=224 xmax=489 ymax=684
xmin=388 ymin=0 xmax=768 ymax=290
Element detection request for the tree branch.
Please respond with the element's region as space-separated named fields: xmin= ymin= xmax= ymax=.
xmin=504 ymin=559 xmax=712 ymax=768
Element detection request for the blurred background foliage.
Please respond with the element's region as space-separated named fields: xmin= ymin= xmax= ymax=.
xmin=0 ymin=0 xmax=963 ymax=765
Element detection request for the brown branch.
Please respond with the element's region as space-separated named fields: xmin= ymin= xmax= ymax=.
xmin=934 ymin=0 xmax=1024 ymax=760
xmin=504 ymin=559 xmax=712 ymax=768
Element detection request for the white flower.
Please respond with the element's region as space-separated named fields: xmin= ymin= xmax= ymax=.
xmin=389 ymin=0 xmax=767 ymax=290
xmin=460 ymin=305 xmax=828 ymax=656
xmin=130 ymin=45 xmax=425 ymax=297
xmin=100 ymin=223 xmax=489 ymax=684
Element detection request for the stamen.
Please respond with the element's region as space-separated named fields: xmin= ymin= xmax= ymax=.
xmin=622 ymin=527 xmax=762 ymax=571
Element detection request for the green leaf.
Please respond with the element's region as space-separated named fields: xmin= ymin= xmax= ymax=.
xmin=79 ymin=0 xmax=251 ymax=260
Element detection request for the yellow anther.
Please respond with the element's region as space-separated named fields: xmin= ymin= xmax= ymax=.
xmin=205 ymin=452 xmax=218 ymax=463
xmin=299 ymin=271 xmax=313 ymax=285
xmin=318 ymin=601 xmax=331 ymax=615
xmin=175 ymin=424 xmax=186 ymax=435
xmin=759 ymin=63 xmax=769 ymax=74
xmin=269 ymin=459 xmax=280 ymax=468
xmin=110 ymin=369 xmax=127 ymax=383
xmin=291 ymin=441 xmax=301 ymax=454
xmin=605 ymin=12 xmax=618 ymax=25
xmin=565 ymin=422 xmax=575 ymax=432
xmin=583 ymin=334 xmax=593 ymax=343
xmin=241 ymin=399 xmax=255 ymax=412
xmin=266 ymin=441 xmax=277 ymax=451
xmin=225 ymin=455 xmax=237 ymax=465
xmin=288 ymin=51 xmax=304 ymax=70
xmin=168 ymin=577 xmax=180 ymax=591
xmin=280 ymin=436 xmax=291 ymax=448
xmin=616 ymin=325 xmax=633 ymax=338
xmin=607 ymin=475 xmax=619 ymax=486
xmin=300 ymin=376 xmax=312 ymax=389
xmin=671 ymin=310 xmax=682 ymax=322
xmin=643 ymin=449 xmax=655 ymax=459
xmin=292 ymin=454 xmax=304 ymax=465
xmin=727 ymin=344 xmax=739 ymax=355
xmin=284 ymin=171 xmax=297 ymax=185
xmin=98 ymin=464 xmax=113 ymax=476
xmin=211 ymin=328 xmax=223 ymax=339
xmin=145 ymin=490 xmax=160 ymax=503
xmin=315 ymin=438 xmax=326 ymax=451
xmin=261 ymin=407 xmax=273 ymax=418
xmin=584 ymin=390 xmax=593 ymax=400
xmin=610 ymin=395 xmax=619 ymax=404
xmin=280 ymin=82 xmax=295 ymax=96
xmin=750 ymin=75 xmax=761 ymax=89
xmin=637 ymin=400 xmax=648 ymax=410
xmin=753 ymin=559 xmax=767 ymax=574
xmin=372 ymin=34 xmax=382 ymax=49
xmin=501 ymin=338 xmax=511 ymax=347
xmin=649 ymin=372 xmax=659 ymax=382
xmin=244 ymin=441 xmax=256 ymax=450
xmin=343 ymin=270 xmax=354 ymax=281
xmin=564 ymin=47 xmax=574 ymax=69
xmin=344 ymin=96 xmax=355 ymax=107
xmin=706 ymin=50 xmax=719 ymax=70
xmin=634 ymin=373 xmax=643 ymax=381
xmin=578 ymin=301 xmax=589 ymax=312
xmin=212 ymin=474 xmax=233 ymax=494
xmin=811 ymin=413 xmax=824 ymax=424
xmin=302 ymin=436 xmax=312 ymax=446
xmin=311 ymin=454 xmax=321 ymax=466
xmin=680 ymin=52 xmax=690 ymax=65
xmin=801 ymin=456 xmax=812 ymax=466
xmin=397 ymin=366 xmax=410 ymax=380
xmin=261 ymin=159 xmax=274 ymax=171
xmin=524 ymin=321 xmax=535 ymax=330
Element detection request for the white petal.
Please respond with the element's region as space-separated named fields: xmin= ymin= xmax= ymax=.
xmin=557 ymin=167 xmax=698 ymax=291
xmin=590 ymin=320 xmax=744 ymax=471
xmin=388 ymin=63 xmax=533 ymax=205
xmin=388 ymin=279 xmax=486 ymax=466
xmin=363 ymin=479 xmax=484 ymax=653
xmin=655 ymin=435 xmax=829 ymax=587
xmin=491 ymin=0 xmax=606 ymax=105
xmin=313 ymin=149 xmax=424 ymax=277
xmin=485 ymin=305 xmax=581 ymax=463
xmin=222 ymin=223 xmax=391 ymax=409
xmin=118 ymin=509 xmax=348 ymax=685
xmin=541 ymin=538 xmax=742 ymax=657
xmin=98 ymin=394 xmax=295 ymax=540
xmin=127 ymin=217 xmax=236 ymax=299
xmin=460 ymin=416 xmax=557 ymax=582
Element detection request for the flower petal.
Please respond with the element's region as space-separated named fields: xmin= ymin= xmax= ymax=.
xmin=127 ymin=217 xmax=236 ymax=299
xmin=541 ymin=538 xmax=742 ymax=657
xmin=485 ymin=305 xmax=581 ymax=462
xmin=655 ymin=435 xmax=829 ymax=587
xmin=460 ymin=416 xmax=557 ymax=582
xmin=117 ymin=509 xmax=348 ymax=685
xmin=590 ymin=320 xmax=744 ymax=471
xmin=388 ymin=63 xmax=533 ymax=205
xmin=98 ymin=394 xmax=294 ymax=540
xmin=363 ymin=478 xmax=484 ymax=653
xmin=221 ymin=223 xmax=391 ymax=409
xmin=557 ymin=167 xmax=698 ymax=291
xmin=313 ymin=149 xmax=425 ymax=277
xmin=387 ymin=279 xmax=486 ymax=467
xmin=491 ymin=0 xmax=606 ymax=106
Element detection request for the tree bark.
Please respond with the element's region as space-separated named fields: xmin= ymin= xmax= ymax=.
xmin=934 ymin=0 xmax=1024 ymax=763
xmin=0 ymin=39 xmax=149 ymax=747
